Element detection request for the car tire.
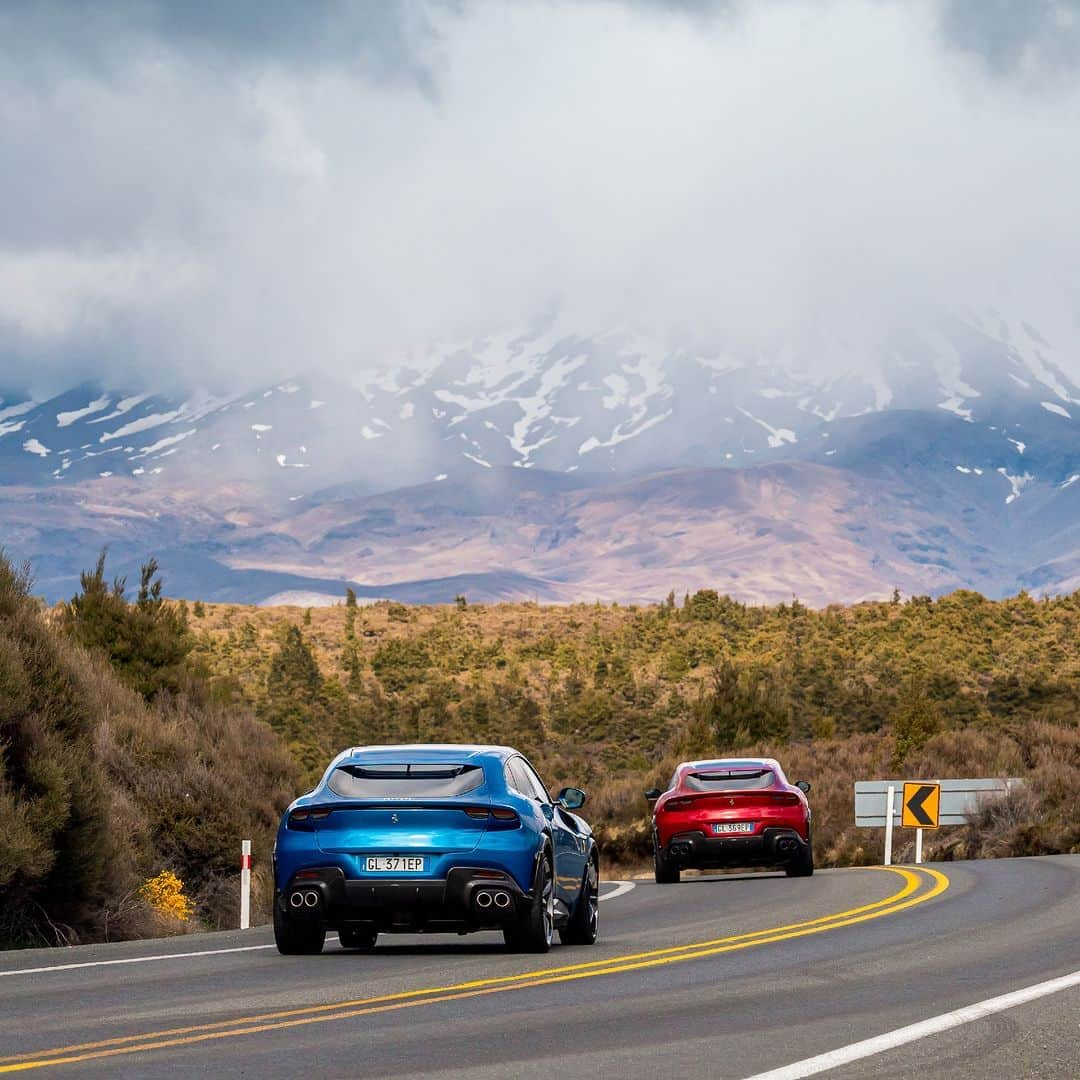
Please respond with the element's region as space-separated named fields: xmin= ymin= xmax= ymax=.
xmin=654 ymin=837 xmax=681 ymax=884
xmin=785 ymin=832 xmax=814 ymax=878
xmin=560 ymin=857 xmax=599 ymax=946
xmin=273 ymin=901 xmax=326 ymax=955
xmin=504 ymin=851 xmax=555 ymax=954
xmin=338 ymin=928 xmax=378 ymax=951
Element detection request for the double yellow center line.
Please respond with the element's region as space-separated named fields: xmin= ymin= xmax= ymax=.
xmin=0 ymin=866 xmax=948 ymax=1073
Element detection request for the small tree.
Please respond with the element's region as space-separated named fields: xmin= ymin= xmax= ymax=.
xmin=891 ymin=677 xmax=942 ymax=768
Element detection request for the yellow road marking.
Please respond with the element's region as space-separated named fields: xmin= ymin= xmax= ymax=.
xmin=0 ymin=867 xmax=921 ymax=1064
xmin=0 ymin=867 xmax=948 ymax=1073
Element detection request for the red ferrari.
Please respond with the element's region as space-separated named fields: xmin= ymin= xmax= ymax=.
xmin=646 ymin=758 xmax=813 ymax=883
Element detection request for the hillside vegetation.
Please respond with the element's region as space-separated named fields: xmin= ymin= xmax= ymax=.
xmin=0 ymin=553 xmax=298 ymax=947
xmin=3 ymin=559 xmax=1077 ymax=949
xmin=190 ymin=587 xmax=1080 ymax=869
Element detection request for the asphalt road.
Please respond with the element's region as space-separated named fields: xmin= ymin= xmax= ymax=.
xmin=1 ymin=856 xmax=1077 ymax=1078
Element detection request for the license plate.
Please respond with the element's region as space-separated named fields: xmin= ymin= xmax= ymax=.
xmin=711 ymin=822 xmax=754 ymax=835
xmin=365 ymin=856 xmax=425 ymax=873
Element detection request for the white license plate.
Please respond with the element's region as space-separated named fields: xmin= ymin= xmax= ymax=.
xmin=711 ymin=822 xmax=754 ymax=835
xmin=365 ymin=856 xmax=425 ymax=873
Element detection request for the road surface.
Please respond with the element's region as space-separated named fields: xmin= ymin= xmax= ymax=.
xmin=1 ymin=856 xmax=1077 ymax=1077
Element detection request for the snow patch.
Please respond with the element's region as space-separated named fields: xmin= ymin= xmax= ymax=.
xmin=360 ymin=425 xmax=382 ymax=440
xmin=1006 ymin=437 xmax=1026 ymax=454
xmin=399 ymin=401 xmax=415 ymax=420
xmin=997 ymin=467 xmax=1033 ymax=505
xmin=23 ymin=438 xmax=50 ymax=457
xmin=99 ymin=411 xmax=180 ymax=443
xmin=463 ymin=451 xmax=492 ymax=468
xmin=1061 ymin=474 xmax=1079 ymax=489
xmin=1041 ymin=401 xmax=1072 ymax=419
xmin=90 ymin=394 xmax=150 ymax=425
xmin=251 ymin=423 xmax=273 ymax=432
xmin=737 ymin=407 xmax=798 ymax=448
xmin=138 ymin=428 xmax=197 ymax=456
xmin=955 ymin=465 xmax=972 ymax=474
xmin=57 ymin=395 xmax=110 ymax=427
xmin=310 ymin=400 xmax=325 ymax=410
xmin=434 ymin=473 xmax=448 ymax=481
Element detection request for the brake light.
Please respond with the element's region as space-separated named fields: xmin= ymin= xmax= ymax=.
xmin=311 ymin=809 xmax=331 ymax=820
xmin=491 ymin=807 xmax=518 ymax=820
xmin=464 ymin=806 xmax=489 ymax=819
xmin=665 ymin=798 xmax=692 ymax=811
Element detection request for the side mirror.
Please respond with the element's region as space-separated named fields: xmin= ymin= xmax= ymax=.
xmin=556 ymin=787 xmax=586 ymax=810
xmin=795 ymin=780 xmax=811 ymax=794
xmin=645 ymin=788 xmax=662 ymax=801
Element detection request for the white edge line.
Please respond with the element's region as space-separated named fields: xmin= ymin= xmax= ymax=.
xmin=744 ymin=969 xmax=1080 ymax=1080
xmin=0 ymin=944 xmax=275 ymax=978
xmin=599 ymin=881 xmax=636 ymax=902
xmin=2 ymin=884 xmax=636 ymax=977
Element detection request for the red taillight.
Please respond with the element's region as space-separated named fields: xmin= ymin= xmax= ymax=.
xmin=473 ymin=869 xmax=509 ymax=879
xmin=295 ymin=870 xmax=322 ymax=880
xmin=290 ymin=809 xmax=310 ymax=822
xmin=464 ymin=806 xmax=489 ymax=819
xmin=310 ymin=809 xmax=331 ymax=820
xmin=774 ymin=793 xmax=800 ymax=806
xmin=665 ymin=798 xmax=692 ymax=811
xmin=490 ymin=807 xmax=519 ymax=823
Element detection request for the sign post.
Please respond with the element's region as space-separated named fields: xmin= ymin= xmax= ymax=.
xmin=240 ymin=839 xmax=252 ymax=930
xmin=883 ymin=785 xmax=895 ymax=866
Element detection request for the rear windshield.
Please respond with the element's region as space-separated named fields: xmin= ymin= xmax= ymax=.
xmin=684 ymin=769 xmax=776 ymax=792
xmin=328 ymin=763 xmax=485 ymax=799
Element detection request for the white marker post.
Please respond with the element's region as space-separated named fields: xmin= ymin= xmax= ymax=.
xmin=240 ymin=840 xmax=252 ymax=930
xmin=914 ymin=827 xmax=923 ymax=865
xmin=883 ymin=786 xmax=895 ymax=866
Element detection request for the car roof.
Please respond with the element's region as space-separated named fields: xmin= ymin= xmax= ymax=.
xmin=333 ymin=744 xmax=517 ymax=766
xmin=680 ymin=758 xmax=782 ymax=772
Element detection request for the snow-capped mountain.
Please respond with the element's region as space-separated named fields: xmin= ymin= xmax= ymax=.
xmin=1 ymin=311 xmax=1077 ymax=605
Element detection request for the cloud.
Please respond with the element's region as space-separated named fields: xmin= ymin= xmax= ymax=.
xmin=0 ymin=0 xmax=1078 ymax=395
xmin=939 ymin=0 xmax=1080 ymax=79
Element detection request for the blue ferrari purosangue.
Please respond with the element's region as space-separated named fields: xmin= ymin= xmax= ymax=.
xmin=273 ymin=744 xmax=598 ymax=955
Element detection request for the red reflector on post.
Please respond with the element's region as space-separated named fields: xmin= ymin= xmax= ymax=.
xmin=241 ymin=854 xmax=252 ymax=870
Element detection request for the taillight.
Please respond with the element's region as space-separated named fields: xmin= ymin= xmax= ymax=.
xmin=311 ymin=809 xmax=331 ymax=820
xmin=774 ymin=793 xmax=800 ymax=806
xmin=665 ymin=798 xmax=692 ymax=811
xmin=287 ymin=809 xmax=312 ymax=830
xmin=464 ymin=806 xmax=489 ymax=819
xmin=489 ymin=806 xmax=520 ymax=828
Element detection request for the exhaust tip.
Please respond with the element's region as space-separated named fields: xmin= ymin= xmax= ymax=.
xmin=303 ymin=891 xmax=319 ymax=908
xmin=493 ymin=891 xmax=511 ymax=909
xmin=289 ymin=892 xmax=304 ymax=909
xmin=476 ymin=891 xmax=493 ymax=908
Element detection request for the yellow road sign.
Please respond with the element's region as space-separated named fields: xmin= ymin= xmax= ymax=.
xmin=902 ymin=781 xmax=940 ymax=829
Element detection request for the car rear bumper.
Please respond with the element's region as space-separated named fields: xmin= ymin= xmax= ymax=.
xmin=663 ymin=827 xmax=808 ymax=868
xmin=277 ymin=866 xmax=528 ymax=932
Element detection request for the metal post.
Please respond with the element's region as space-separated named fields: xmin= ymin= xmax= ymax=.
xmin=240 ymin=839 xmax=252 ymax=930
xmin=915 ymin=827 xmax=923 ymax=865
xmin=883 ymin=786 xmax=895 ymax=866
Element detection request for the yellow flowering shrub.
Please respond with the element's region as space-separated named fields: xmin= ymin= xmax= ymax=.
xmin=139 ymin=870 xmax=194 ymax=922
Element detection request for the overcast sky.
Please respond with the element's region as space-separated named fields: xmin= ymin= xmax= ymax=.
xmin=1 ymin=0 xmax=1079 ymax=394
